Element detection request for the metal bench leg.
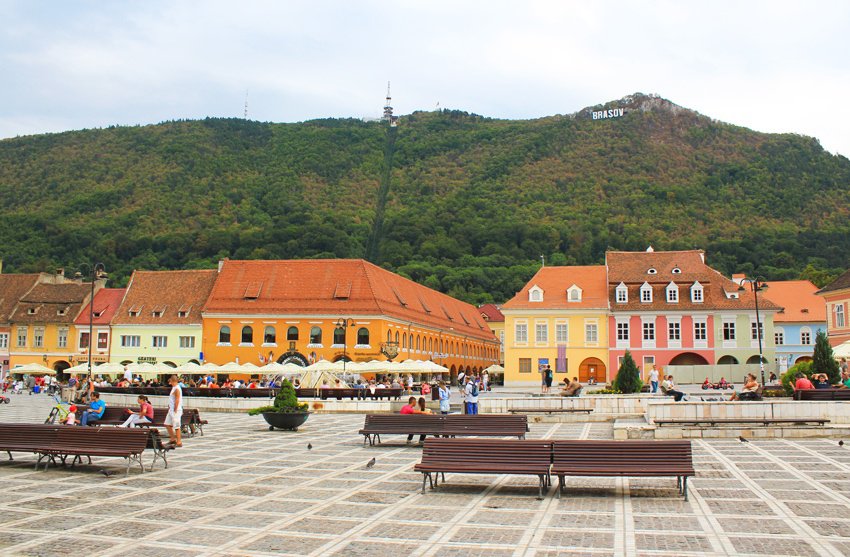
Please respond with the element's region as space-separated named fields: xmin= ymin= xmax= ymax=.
xmin=538 ymin=475 xmax=545 ymax=499
xmin=421 ymin=473 xmax=428 ymax=494
xmin=557 ymin=476 xmax=563 ymax=499
xmin=6 ymin=450 xmax=12 ymax=461
xmin=683 ymin=477 xmax=689 ymax=501
xmin=677 ymin=476 xmax=682 ymax=493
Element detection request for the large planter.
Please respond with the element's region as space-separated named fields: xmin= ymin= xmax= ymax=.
xmin=261 ymin=411 xmax=311 ymax=431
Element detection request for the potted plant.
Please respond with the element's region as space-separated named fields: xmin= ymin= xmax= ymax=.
xmin=248 ymin=378 xmax=310 ymax=431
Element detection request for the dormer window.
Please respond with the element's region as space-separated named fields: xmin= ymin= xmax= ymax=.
xmin=690 ymin=282 xmax=704 ymax=303
xmin=57 ymin=308 xmax=68 ymax=316
xmin=152 ymin=311 xmax=162 ymax=318
xmin=672 ymin=267 xmax=682 ymax=274
xmin=640 ymin=282 xmax=653 ymax=303
xmin=567 ymin=285 xmax=582 ymax=302
xmin=647 ymin=268 xmax=657 ymax=275
xmin=528 ymin=286 xmax=544 ymax=303
xmin=177 ymin=310 xmax=188 ymax=318
xmin=129 ymin=310 xmax=139 ymax=317
xmin=666 ymin=282 xmax=679 ymax=303
xmin=27 ymin=308 xmax=37 ymax=315
xmin=615 ymin=282 xmax=628 ymax=304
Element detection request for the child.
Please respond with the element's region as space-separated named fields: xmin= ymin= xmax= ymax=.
xmin=63 ymin=405 xmax=78 ymax=425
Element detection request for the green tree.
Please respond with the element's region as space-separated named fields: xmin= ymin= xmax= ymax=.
xmin=248 ymin=379 xmax=307 ymax=414
xmin=812 ymin=330 xmax=840 ymax=383
xmin=613 ymin=351 xmax=642 ymax=394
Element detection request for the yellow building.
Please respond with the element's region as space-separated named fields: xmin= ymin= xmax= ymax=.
xmin=8 ymin=273 xmax=102 ymax=373
xmin=502 ymin=266 xmax=610 ymax=387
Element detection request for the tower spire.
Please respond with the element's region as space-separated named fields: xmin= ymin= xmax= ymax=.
xmin=382 ymin=82 xmax=393 ymax=122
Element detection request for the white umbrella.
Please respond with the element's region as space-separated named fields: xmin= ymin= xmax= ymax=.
xmin=199 ymin=362 xmax=220 ymax=372
xmin=92 ymin=362 xmax=128 ymax=375
xmin=482 ymin=364 xmax=505 ymax=374
xmin=834 ymin=342 xmax=850 ymax=359
xmin=174 ymin=362 xmax=203 ymax=373
xmin=305 ymin=359 xmax=337 ymax=372
xmin=213 ymin=362 xmax=248 ymax=373
xmin=11 ymin=363 xmax=55 ymax=374
xmin=65 ymin=363 xmax=90 ymax=373
xmin=241 ymin=362 xmax=261 ymax=373
xmin=126 ymin=363 xmax=160 ymax=377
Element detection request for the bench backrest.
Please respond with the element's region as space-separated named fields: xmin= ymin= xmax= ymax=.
xmin=444 ymin=414 xmax=528 ymax=431
xmin=795 ymin=388 xmax=850 ymax=401
xmin=553 ymin=440 xmax=693 ymax=468
xmin=52 ymin=426 xmax=149 ymax=454
xmin=0 ymin=423 xmax=61 ymax=448
xmin=363 ymin=414 xmax=444 ymax=431
xmin=421 ymin=438 xmax=552 ymax=467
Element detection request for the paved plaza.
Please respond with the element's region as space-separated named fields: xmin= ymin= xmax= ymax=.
xmin=1 ymin=397 xmax=850 ymax=556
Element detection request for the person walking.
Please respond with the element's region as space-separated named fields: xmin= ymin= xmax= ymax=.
xmin=464 ymin=377 xmax=479 ymax=415
xmin=164 ymin=375 xmax=183 ymax=447
xmin=649 ymin=365 xmax=660 ymax=394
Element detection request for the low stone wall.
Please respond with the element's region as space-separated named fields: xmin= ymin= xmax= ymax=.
xmin=646 ymin=400 xmax=850 ymax=424
xmin=480 ymin=395 xmax=654 ymax=416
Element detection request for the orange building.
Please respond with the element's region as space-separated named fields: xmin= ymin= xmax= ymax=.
xmin=201 ymin=259 xmax=499 ymax=380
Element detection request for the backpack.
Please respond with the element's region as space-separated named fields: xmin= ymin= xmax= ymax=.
xmin=470 ymin=382 xmax=479 ymax=397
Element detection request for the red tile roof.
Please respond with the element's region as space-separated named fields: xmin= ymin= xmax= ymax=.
xmin=112 ymin=270 xmax=218 ymax=325
xmin=478 ymin=304 xmax=504 ymax=322
xmin=819 ymin=268 xmax=850 ymax=294
xmin=606 ymin=250 xmax=780 ymax=312
xmin=203 ymin=260 xmax=497 ymax=342
xmin=11 ymin=281 xmax=93 ymax=324
xmin=502 ymin=266 xmax=609 ymax=310
xmin=760 ymin=280 xmax=826 ymax=323
xmin=0 ymin=274 xmax=40 ymax=322
xmin=74 ymin=288 xmax=127 ymax=326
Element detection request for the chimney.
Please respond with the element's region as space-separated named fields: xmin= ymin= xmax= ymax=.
xmin=0 ymin=259 xmax=3 ymax=274
xmin=218 ymin=258 xmax=228 ymax=272
xmin=56 ymin=267 xmax=64 ymax=278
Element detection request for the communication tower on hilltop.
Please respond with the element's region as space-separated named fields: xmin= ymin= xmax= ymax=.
xmin=382 ymin=82 xmax=398 ymax=127
xmin=244 ymin=90 xmax=249 ymax=120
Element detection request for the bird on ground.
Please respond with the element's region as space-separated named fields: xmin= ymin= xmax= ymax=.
xmin=840 ymin=440 xmax=844 ymax=447
xmin=738 ymin=436 xmax=749 ymax=443
xmin=307 ymin=443 xmax=312 ymax=450
xmin=99 ymin=469 xmax=115 ymax=477
xmin=366 ymin=457 xmax=376 ymax=468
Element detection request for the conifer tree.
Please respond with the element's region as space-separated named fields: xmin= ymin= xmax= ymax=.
xmin=812 ymin=330 xmax=840 ymax=384
xmin=613 ymin=351 xmax=642 ymax=394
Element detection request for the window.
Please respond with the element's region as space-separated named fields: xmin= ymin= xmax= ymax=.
xmin=567 ymin=285 xmax=582 ymax=302
xmin=17 ymin=327 xmax=27 ymax=347
xmin=672 ymin=267 xmax=682 ymax=274
xmin=387 ymin=330 xmax=392 ymax=343
xmin=395 ymin=331 xmax=399 ymax=344
xmin=647 ymin=268 xmax=657 ymax=275
xmin=555 ymin=323 xmax=568 ymax=343
xmin=800 ymin=328 xmax=812 ymax=345
xmin=643 ymin=322 xmax=655 ymax=341
xmin=263 ymin=326 xmax=276 ymax=344
xmin=152 ymin=336 xmax=167 ymax=348
xmin=97 ymin=332 xmax=108 ymax=350
xmin=666 ymin=282 xmax=678 ymax=303
xmin=357 ymin=327 xmax=370 ymax=345
xmin=121 ymin=335 xmax=140 ymax=347
xmin=519 ymin=358 xmax=532 ymax=373
xmin=529 ymin=287 xmax=543 ymax=302
xmin=333 ymin=327 xmax=346 ymax=345
xmin=640 ymin=283 xmax=652 ymax=303
xmin=837 ymin=305 xmax=846 ymax=328
xmin=694 ymin=322 xmax=707 ymax=341
xmin=179 ymin=336 xmax=195 ymax=348
xmin=499 ymin=330 xmax=505 ymax=349
xmin=515 ymin=323 xmax=528 ymax=343
xmin=691 ymin=282 xmax=704 ymax=303
xmin=152 ymin=310 xmax=162 ymax=318
xmin=33 ymin=328 xmax=44 ymax=348
xmin=241 ymin=326 xmax=253 ymax=344
xmin=668 ymin=322 xmax=681 ymax=341
xmin=617 ymin=322 xmax=629 ymax=341
xmin=287 ymin=326 xmax=299 ymax=341
xmin=585 ymin=323 xmax=598 ymax=343
xmin=309 ymin=326 xmax=322 ymax=345
xmin=0 ymin=334 xmax=7 ymax=349
xmin=615 ymin=283 xmax=628 ymax=304
xmin=751 ymin=322 xmax=763 ymax=341
xmin=535 ymin=323 xmax=548 ymax=343
xmin=723 ymin=322 xmax=736 ymax=341
xmin=79 ymin=332 xmax=90 ymax=349
xmin=219 ymin=326 xmax=231 ymax=344
xmin=774 ymin=328 xmax=785 ymax=345
xmin=177 ymin=310 xmax=189 ymax=318
xmin=57 ymin=327 xmax=68 ymax=349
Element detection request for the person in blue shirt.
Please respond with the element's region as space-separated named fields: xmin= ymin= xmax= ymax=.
xmin=80 ymin=392 xmax=106 ymax=426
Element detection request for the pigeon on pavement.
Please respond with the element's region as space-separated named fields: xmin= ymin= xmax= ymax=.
xmin=366 ymin=457 xmax=376 ymax=468
xmin=99 ymin=469 xmax=116 ymax=477
xmin=738 ymin=436 xmax=749 ymax=443
xmin=840 ymin=440 xmax=845 ymax=447
xmin=307 ymin=443 xmax=312 ymax=450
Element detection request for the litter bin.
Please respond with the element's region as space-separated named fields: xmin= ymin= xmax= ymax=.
xmin=32 ymin=385 xmax=40 ymax=394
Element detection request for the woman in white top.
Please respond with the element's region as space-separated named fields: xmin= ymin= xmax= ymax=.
xmin=165 ymin=375 xmax=183 ymax=447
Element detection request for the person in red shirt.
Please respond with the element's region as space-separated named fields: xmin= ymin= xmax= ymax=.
xmin=121 ymin=395 xmax=154 ymax=427
xmin=794 ymin=373 xmax=815 ymax=391
xmin=400 ymin=397 xmax=424 ymax=444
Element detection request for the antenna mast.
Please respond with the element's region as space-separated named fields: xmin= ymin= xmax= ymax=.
xmin=244 ymin=90 xmax=249 ymax=119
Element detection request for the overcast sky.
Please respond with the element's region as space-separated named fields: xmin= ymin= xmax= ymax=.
xmin=2 ymin=0 xmax=849 ymax=156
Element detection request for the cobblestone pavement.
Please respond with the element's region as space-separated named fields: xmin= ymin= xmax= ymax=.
xmin=1 ymin=396 xmax=850 ymax=556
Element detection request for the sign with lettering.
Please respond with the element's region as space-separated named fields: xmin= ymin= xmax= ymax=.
xmin=592 ymin=108 xmax=625 ymax=120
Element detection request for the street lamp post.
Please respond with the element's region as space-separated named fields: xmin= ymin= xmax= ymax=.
xmin=739 ymin=276 xmax=768 ymax=385
xmin=336 ymin=318 xmax=355 ymax=376
xmin=77 ymin=263 xmax=106 ymax=380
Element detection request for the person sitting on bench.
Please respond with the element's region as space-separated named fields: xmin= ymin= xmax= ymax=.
xmin=560 ymin=377 xmax=582 ymax=397
xmin=121 ymin=395 xmax=154 ymax=427
xmin=661 ymin=375 xmax=686 ymax=402
xmin=400 ymin=397 xmax=424 ymax=444
xmin=80 ymin=392 xmax=106 ymax=426
xmin=730 ymin=373 xmax=760 ymax=401
xmin=793 ymin=372 xmax=814 ymax=391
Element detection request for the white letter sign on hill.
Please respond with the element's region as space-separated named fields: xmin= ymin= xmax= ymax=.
xmin=592 ymin=108 xmax=625 ymax=120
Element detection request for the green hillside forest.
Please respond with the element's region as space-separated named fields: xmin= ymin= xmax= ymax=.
xmin=1 ymin=93 xmax=848 ymax=304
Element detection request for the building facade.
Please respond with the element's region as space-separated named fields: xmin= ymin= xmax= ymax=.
xmin=478 ymin=304 xmax=505 ymax=365
xmin=606 ymin=250 xmax=779 ymax=379
xmin=502 ymin=266 xmax=609 ymax=387
xmin=201 ymin=259 xmax=499 ymax=379
xmin=758 ymin=280 xmax=826 ymax=372
xmin=110 ymin=270 xmax=218 ymax=367
xmin=72 ymin=288 xmax=126 ymax=370
xmin=0 ymin=272 xmax=40 ymax=374
xmin=8 ymin=273 xmax=101 ymax=373
xmin=817 ymin=269 xmax=850 ymax=348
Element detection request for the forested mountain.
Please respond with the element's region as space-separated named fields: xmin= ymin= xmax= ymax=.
xmin=1 ymin=93 xmax=848 ymax=304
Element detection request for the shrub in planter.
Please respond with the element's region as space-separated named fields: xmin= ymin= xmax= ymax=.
xmin=248 ymin=379 xmax=310 ymax=431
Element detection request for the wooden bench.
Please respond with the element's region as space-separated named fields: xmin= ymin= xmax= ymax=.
xmin=146 ymin=428 xmax=173 ymax=471
xmin=508 ymin=408 xmax=593 ymax=415
xmin=442 ymin=415 xmax=528 ymax=439
xmin=0 ymin=423 xmax=60 ymax=461
xmin=552 ymin=440 xmax=695 ymax=500
xmin=653 ymin=418 xmax=830 ymax=427
xmin=360 ymin=415 xmax=445 ymax=445
xmin=86 ymin=407 xmax=204 ymax=436
xmin=36 ymin=426 xmax=150 ymax=475
xmin=794 ymin=388 xmax=850 ymax=401
xmin=415 ymin=438 xmax=553 ymax=498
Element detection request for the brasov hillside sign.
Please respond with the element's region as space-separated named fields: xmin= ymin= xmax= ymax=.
xmin=591 ymin=108 xmax=625 ymax=120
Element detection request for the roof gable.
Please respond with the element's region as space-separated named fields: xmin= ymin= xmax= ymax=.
xmin=113 ymin=270 xmax=218 ymax=325
xmin=502 ymin=266 xmax=608 ymax=310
